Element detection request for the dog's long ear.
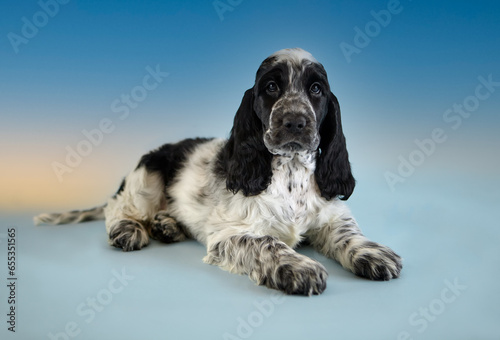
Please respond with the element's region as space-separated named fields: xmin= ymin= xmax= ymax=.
xmin=315 ymin=92 xmax=355 ymax=200
xmin=217 ymin=88 xmax=273 ymax=196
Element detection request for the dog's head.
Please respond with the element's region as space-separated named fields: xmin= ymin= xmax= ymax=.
xmin=219 ymin=48 xmax=355 ymax=200
xmin=255 ymin=48 xmax=327 ymax=155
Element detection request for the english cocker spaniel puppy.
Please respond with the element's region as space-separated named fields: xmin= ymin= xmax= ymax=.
xmin=35 ymin=48 xmax=402 ymax=295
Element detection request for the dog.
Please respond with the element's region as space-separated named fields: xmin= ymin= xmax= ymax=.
xmin=35 ymin=48 xmax=402 ymax=295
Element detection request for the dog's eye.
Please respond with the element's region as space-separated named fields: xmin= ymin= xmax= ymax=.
xmin=266 ymin=81 xmax=279 ymax=93
xmin=310 ymin=83 xmax=322 ymax=95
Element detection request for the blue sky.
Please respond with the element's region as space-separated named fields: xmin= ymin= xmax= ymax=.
xmin=0 ymin=0 xmax=499 ymax=211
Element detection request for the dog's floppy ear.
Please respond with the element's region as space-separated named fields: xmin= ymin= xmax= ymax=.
xmin=217 ymin=88 xmax=273 ymax=196
xmin=315 ymin=92 xmax=355 ymax=200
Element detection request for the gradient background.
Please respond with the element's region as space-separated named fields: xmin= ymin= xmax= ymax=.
xmin=1 ymin=1 xmax=499 ymax=339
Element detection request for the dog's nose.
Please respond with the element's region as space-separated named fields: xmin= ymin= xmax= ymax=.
xmin=282 ymin=115 xmax=307 ymax=134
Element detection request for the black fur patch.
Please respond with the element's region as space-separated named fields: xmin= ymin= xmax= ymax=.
xmin=113 ymin=178 xmax=126 ymax=198
xmin=136 ymin=138 xmax=213 ymax=189
xmin=215 ymin=89 xmax=273 ymax=196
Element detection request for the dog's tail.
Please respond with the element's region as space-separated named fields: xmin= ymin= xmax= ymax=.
xmin=34 ymin=204 xmax=106 ymax=226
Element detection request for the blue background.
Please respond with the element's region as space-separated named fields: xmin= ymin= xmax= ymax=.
xmin=1 ymin=0 xmax=499 ymax=339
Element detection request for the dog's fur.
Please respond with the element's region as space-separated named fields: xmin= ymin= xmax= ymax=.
xmin=35 ymin=48 xmax=402 ymax=295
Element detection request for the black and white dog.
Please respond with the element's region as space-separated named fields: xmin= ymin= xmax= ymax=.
xmin=35 ymin=48 xmax=402 ymax=295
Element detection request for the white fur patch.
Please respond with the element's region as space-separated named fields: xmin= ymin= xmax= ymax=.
xmin=104 ymin=165 xmax=165 ymax=234
xmin=271 ymin=48 xmax=318 ymax=66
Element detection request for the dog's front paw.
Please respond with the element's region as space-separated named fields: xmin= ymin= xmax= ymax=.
xmin=109 ymin=220 xmax=149 ymax=252
xmin=351 ymin=242 xmax=402 ymax=281
xmin=274 ymin=256 xmax=328 ymax=296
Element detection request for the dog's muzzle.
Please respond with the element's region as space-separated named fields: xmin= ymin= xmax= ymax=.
xmin=263 ymin=97 xmax=320 ymax=155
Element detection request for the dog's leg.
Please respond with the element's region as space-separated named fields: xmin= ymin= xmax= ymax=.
xmin=307 ymin=208 xmax=402 ymax=280
xmin=204 ymin=233 xmax=328 ymax=295
xmin=105 ymin=166 xmax=165 ymax=251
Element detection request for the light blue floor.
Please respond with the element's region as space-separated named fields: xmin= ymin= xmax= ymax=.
xmin=1 ymin=173 xmax=499 ymax=340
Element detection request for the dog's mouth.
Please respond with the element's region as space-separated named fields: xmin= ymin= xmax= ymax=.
xmin=283 ymin=142 xmax=303 ymax=151
xmin=264 ymin=132 xmax=321 ymax=156
xmin=266 ymin=141 xmax=309 ymax=156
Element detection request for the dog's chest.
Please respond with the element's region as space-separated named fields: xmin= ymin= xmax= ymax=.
xmin=266 ymin=155 xmax=320 ymax=225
